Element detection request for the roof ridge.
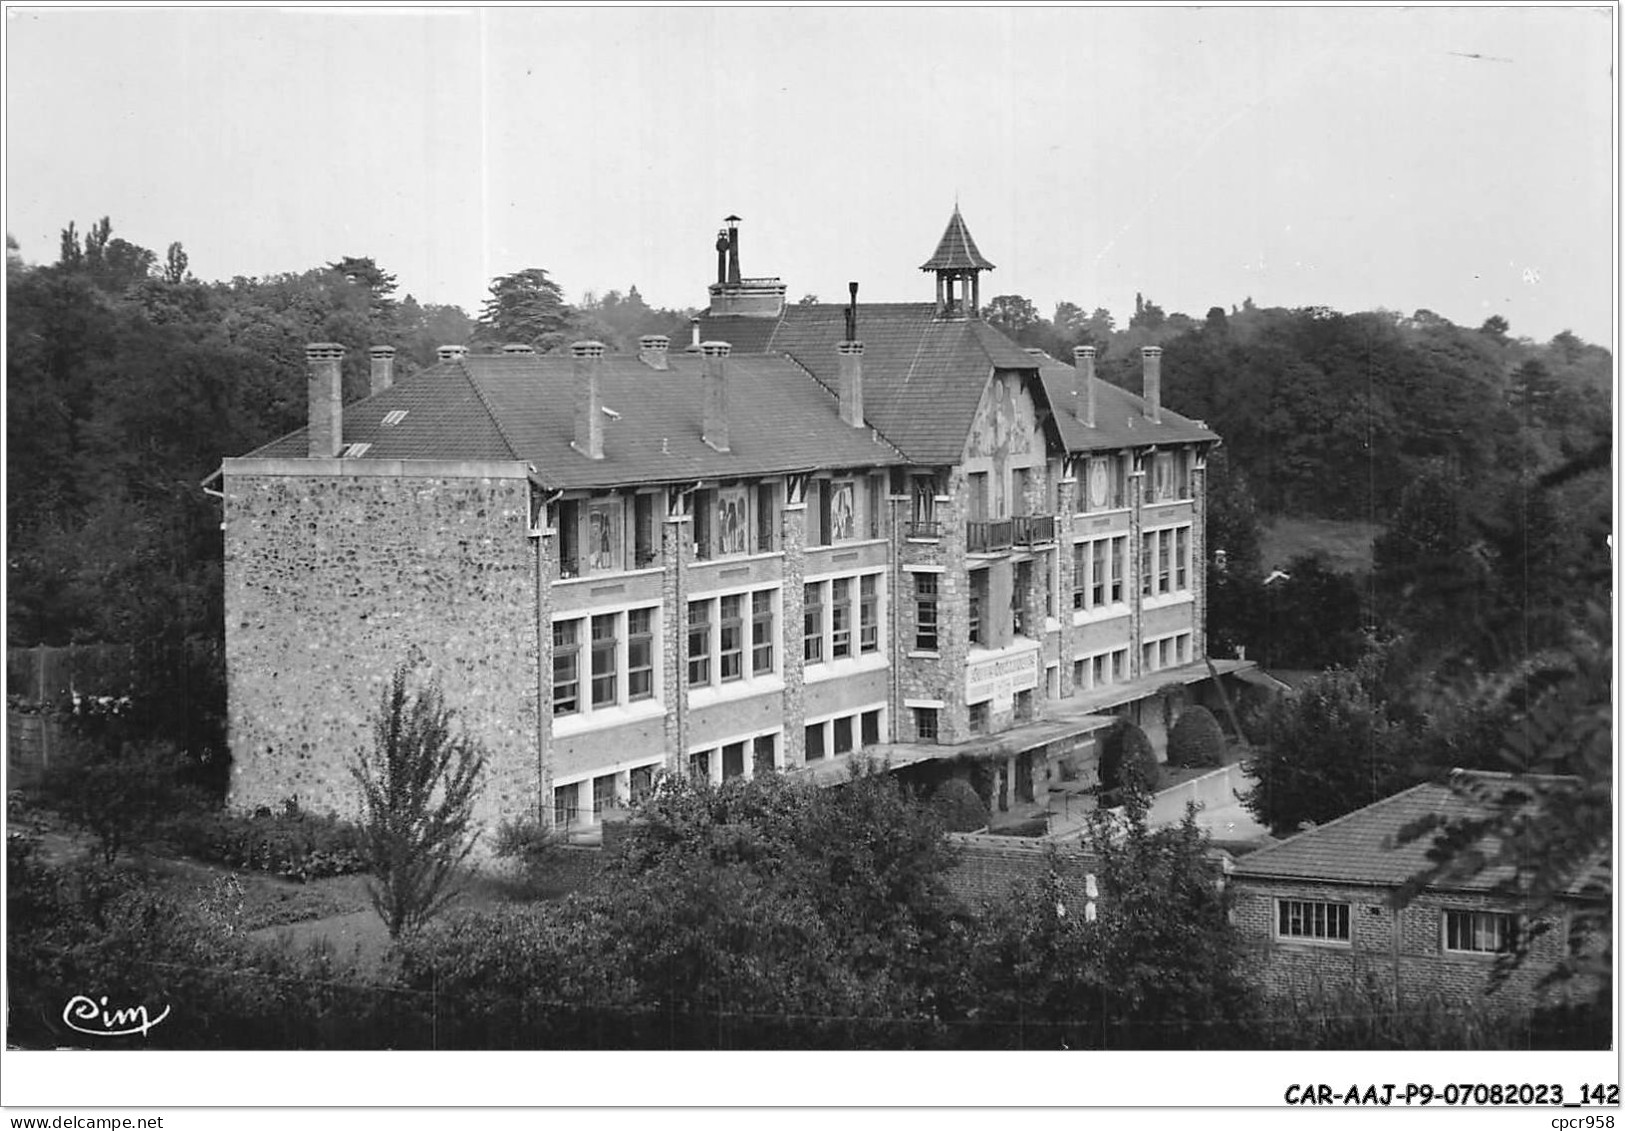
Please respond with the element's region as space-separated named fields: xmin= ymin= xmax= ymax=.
xmin=460 ymin=358 xmax=524 ymax=462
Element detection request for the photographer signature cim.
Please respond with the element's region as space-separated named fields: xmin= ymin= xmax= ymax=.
xmin=62 ymin=995 xmax=170 ymax=1037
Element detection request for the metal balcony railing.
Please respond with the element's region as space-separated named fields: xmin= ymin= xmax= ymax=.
xmin=906 ymin=519 xmax=943 ymax=540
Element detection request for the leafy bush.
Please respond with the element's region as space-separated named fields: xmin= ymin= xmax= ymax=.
xmin=41 ymin=734 xmax=196 ymax=864
xmin=1097 ymin=720 xmax=1162 ymax=799
xmin=162 ymin=800 xmax=368 ymax=882
xmin=931 ymin=777 xmax=990 ymax=832
xmin=491 ymin=815 xmax=572 ymax=902
xmin=1168 ymin=706 xmax=1226 ymax=768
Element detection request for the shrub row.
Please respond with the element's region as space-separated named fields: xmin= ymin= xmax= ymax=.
xmin=162 ymin=803 xmax=367 ymax=882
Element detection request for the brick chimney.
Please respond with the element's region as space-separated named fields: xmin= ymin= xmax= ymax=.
xmin=1141 ymin=346 xmax=1162 ymax=423
xmin=571 ymin=341 xmax=606 ymax=460
xmin=502 ymin=342 xmax=535 ymax=356
xmin=638 ymin=334 xmax=670 ymax=371
xmin=437 ymin=344 xmax=468 ymax=363
xmin=1073 ymin=345 xmax=1097 ymax=427
xmin=701 ymin=341 xmax=731 ymax=452
xmin=837 ymin=341 xmax=865 ymax=428
xmin=306 ymin=343 xmax=345 ymax=458
xmin=368 ymin=345 xmax=395 ymax=397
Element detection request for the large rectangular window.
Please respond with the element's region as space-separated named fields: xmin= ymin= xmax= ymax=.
xmin=805 ymin=722 xmax=826 ymax=761
xmin=1444 ymin=911 xmax=1515 ymax=954
xmin=831 ymin=579 xmax=853 ymax=658
xmin=553 ymin=620 xmax=581 ymax=715
xmin=556 ymin=500 xmax=580 ymax=578
xmin=719 ymin=594 xmax=744 ymax=682
xmin=688 ymin=600 xmax=712 ymax=686
xmin=752 ymin=733 xmax=777 ymax=775
xmin=1277 ymin=900 xmax=1351 ymax=944
xmin=1091 ymin=540 xmax=1107 ymax=607
xmin=1158 ymin=529 xmax=1173 ymax=594
xmin=590 ymin=614 xmax=618 ymax=707
xmin=859 ymin=575 xmax=879 ymax=653
xmin=804 ymin=583 xmax=824 ymax=664
xmin=1141 ymin=532 xmax=1155 ymax=597
xmin=1110 ymin=536 xmax=1125 ymax=603
xmin=1072 ymin=543 xmax=1088 ymax=610
xmin=629 ymin=764 xmax=656 ymax=805
xmin=913 ymin=706 xmax=939 ymax=743
xmin=592 ymin=773 xmax=617 ymax=816
xmin=1175 ymin=526 xmax=1189 ymax=590
xmin=752 ymin=591 xmax=775 ymax=674
xmin=627 ymin=608 xmax=654 ymax=700
xmin=861 ymin=709 xmax=880 ymax=747
xmin=915 ymin=574 xmax=939 ymax=652
xmin=969 ymin=570 xmax=988 ymax=645
xmin=554 ymin=782 xmax=580 ymax=827
xmin=722 ymin=741 xmax=746 ymax=780
xmin=833 ymin=715 xmax=854 ymax=756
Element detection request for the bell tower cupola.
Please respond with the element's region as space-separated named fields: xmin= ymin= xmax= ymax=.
xmin=920 ymin=206 xmax=995 ymax=320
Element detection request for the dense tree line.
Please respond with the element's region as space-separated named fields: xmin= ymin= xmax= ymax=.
xmin=5 ymin=219 xmax=695 ymax=769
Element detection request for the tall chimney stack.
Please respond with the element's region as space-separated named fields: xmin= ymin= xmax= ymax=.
xmin=1073 ymin=345 xmax=1097 ymax=428
xmin=837 ymin=341 xmax=865 ymax=428
xmin=306 ymin=343 xmax=345 ymax=458
xmin=571 ymin=341 xmax=606 ymax=459
xmin=1141 ymin=346 xmax=1162 ymax=423
xmin=368 ymin=345 xmax=395 ymax=397
xmin=688 ymin=317 xmax=702 ymax=352
xmin=502 ymin=342 xmax=535 ymax=356
xmin=638 ymin=334 xmax=670 ymax=371
xmin=725 ymin=215 xmax=742 ymax=285
xmin=701 ymin=341 xmax=731 ymax=452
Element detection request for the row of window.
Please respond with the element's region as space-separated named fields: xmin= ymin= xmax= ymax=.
xmin=689 ymin=589 xmax=776 ymax=688
xmin=1143 ymin=633 xmax=1193 ymax=674
xmin=1071 ymin=536 xmax=1128 ymax=610
xmin=554 ymin=762 xmax=661 ymax=826
xmin=1139 ymin=526 xmax=1191 ymax=598
xmin=805 ymin=708 xmax=883 ymax=762
xmin=689 ymin=732 xmax=779 ymax=782
xmin=1277 ymin=899 xmax=1516 ymax=954
xmin=1073 ymin=648 xmax=1130 ymax=692
xmin=804 ymin=574 xmax=881 ymax=665
xmin=553 ymin=607 xmax=656 ymax=716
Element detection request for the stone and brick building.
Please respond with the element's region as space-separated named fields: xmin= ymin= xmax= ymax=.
xmin=219 ymin=209 xmax=1246 ymax=836
xmin=1227 ymin=773 xmax=1605 ymax=1011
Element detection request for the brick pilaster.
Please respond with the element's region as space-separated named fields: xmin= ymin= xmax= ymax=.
xmin=536 ymin=528 xmax=556 ymax=827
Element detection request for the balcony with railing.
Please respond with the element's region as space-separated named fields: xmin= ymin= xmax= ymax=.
xmin=966 ymin=514 xmax=1056 ymax=554
xmin=905 ymin=519 xmax=944 ymax=540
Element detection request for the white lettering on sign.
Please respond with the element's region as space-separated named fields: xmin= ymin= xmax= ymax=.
xmin=966 ymin=646 xmax=1040 ymax=707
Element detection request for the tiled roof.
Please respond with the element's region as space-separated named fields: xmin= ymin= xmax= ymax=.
xmin=1228 ymin=772 xmax=1595 ymax=897
xmin=242 ymin=352 xmax=905 ymax=490
xmin=919 ymin=207 xmax=995 ymax=271
xmin=696 ymin=303 xmax=1043 ymax=465
xmin=1034 ymin=356 xmax=1219 ymax=452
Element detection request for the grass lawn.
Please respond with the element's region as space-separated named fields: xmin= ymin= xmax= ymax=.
xmin=1261 ymin=515 xmax=1383 ymax=575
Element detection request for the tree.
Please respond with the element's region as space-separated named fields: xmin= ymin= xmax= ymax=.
xmin=1098 ymin=719 xmax=1161 ymax=800
xmin=1479 ymin=314 xmax=1509 ymax=341
xmin=1242 ymin=664 xmax=1417 ymax=834
xmin=982 ymin=293 xmax=1041 ymax=337
xmin=1129 ymin=292 xmax=1166 ymax=331
xmin=162 ymin=242 xmax=190 ymax=284
xmin=1258 ymin=552 xmax=1367 ymax=669
xmin=351 ymin=662 xmax=487 ymax=940
xmin=473 ymin=267 xmax=571 ymax=352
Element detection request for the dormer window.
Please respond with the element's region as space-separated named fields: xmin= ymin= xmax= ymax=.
xmin=381 ymin=410 xmax=408 ymax=427
xmin=341 ymin=442 xmax=372 ymax=458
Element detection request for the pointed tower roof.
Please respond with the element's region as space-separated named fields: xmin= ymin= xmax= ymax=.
xmin=919 ymin=207 xmax=996 ymax=272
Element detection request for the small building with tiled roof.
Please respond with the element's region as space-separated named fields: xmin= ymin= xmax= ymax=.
xmin=1227 ymin=772 xmax=1606 ymax=1012
xmin=218 ymin=207 xmax=1238 ymax=843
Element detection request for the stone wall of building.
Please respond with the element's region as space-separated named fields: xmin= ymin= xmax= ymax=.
xmin=944 ymin=833 xmax=1102 ymax=912
xmin=223 ymin=466 xmax=541 ymax=835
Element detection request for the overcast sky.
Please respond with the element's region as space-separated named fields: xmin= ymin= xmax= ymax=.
xmin=6 ymin=6 xmax=1615 ymax=346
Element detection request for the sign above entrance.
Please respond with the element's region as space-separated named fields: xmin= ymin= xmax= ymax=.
xmin=966 ymin=645 xmax=1041 ymax=708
